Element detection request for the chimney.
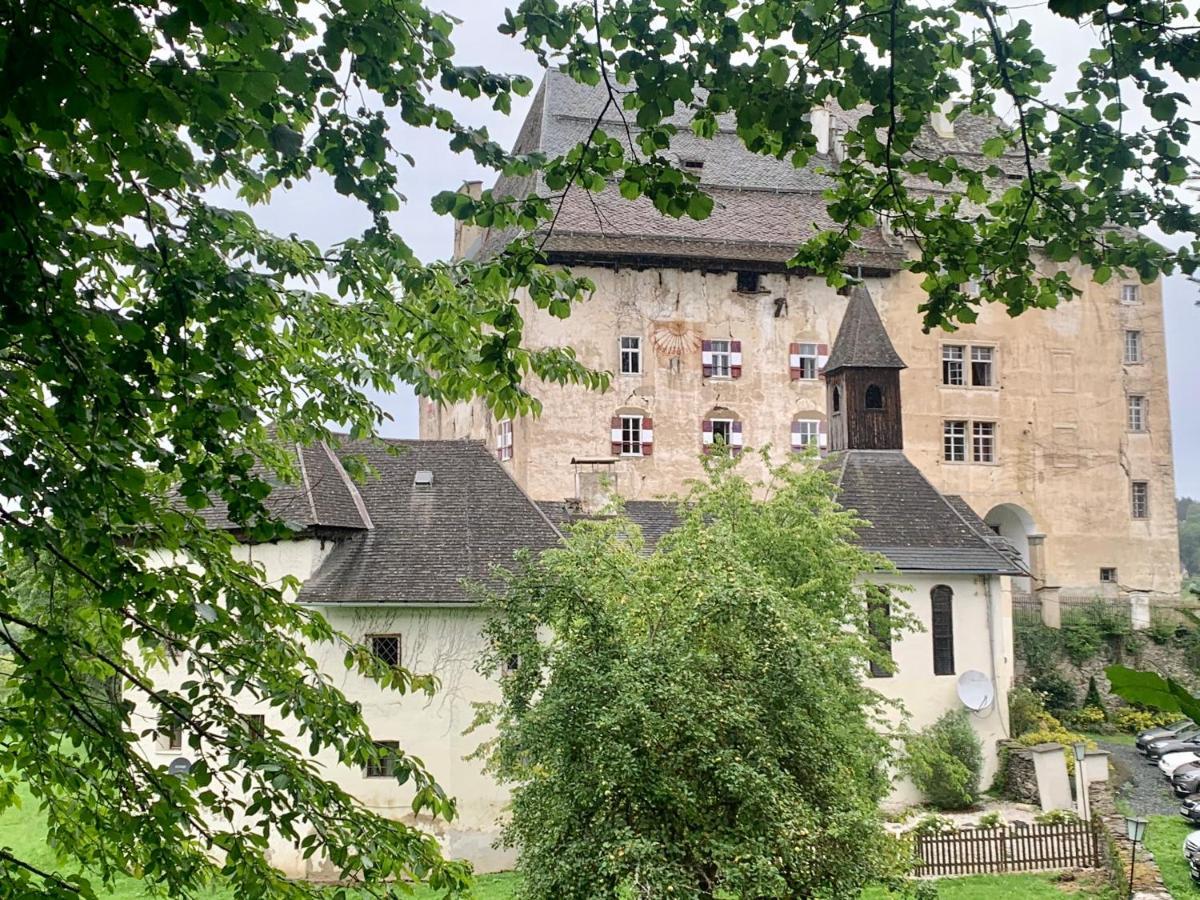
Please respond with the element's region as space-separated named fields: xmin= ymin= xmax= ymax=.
xmin=930 ymin=102 xmax=954 ymax=139
xmin=452 ymin=180 xmax=483 ymax=260
xmin=810 ymin=108 xmax=832 ymax=155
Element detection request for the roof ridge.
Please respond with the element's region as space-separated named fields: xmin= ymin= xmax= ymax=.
xmin=321 ymin=441 xmax=374 ymax=531
xmin=295 ymin=442 xmax=320 ymax=525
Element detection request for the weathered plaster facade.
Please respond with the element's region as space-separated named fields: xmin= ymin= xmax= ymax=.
xmin=422 ymin=262 xmax=1180 ymax=594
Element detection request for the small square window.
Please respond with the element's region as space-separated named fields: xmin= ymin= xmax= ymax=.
xmin=364 ymin=740 xmax=399 ymax=778
xmin=1121 ymin=284 xmax=1140 ymax=304
xmin=942 ymin=345 xmax=965 ymax=386
xmin=1131 ymin=481 xmax=1149 ymax=519
xmin=504 ymin=654 xmax=520 ymax=673
xmin=369 ymin=634 xmax=401 ymax=669
xmin=970 ymin=346 xmax=994 ymax=387
xmin=619 ymin=336 xmax=641 ymax=375
xmin=793 ymin=343 xmax=819 ymax=380
xmin=791 ymin=419 xmax=820 ymax=451
xmin=1124 ymin=330 xmax=1143 ymax=364
xmin=1100 ymin=567 xmax=1118 ymax=584
xmin=972 ymin=422 xmax=996 ymax=463
xmin=943 ymin=420 xmax=967 ymax=462
xmin=735 ymin=271 xmax=761 ymax=293
xmin=1127 ymin=395 xmax=1147 ymax=432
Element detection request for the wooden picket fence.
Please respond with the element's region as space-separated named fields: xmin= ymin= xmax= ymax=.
xmin=913 ymin=821 xmax=1103 ymax=877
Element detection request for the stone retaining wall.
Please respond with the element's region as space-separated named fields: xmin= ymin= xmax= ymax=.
xmin=1089 ymin=779 xmax=1172 ymax=899
xmin=999 ymin=741 xmax=1040 ymax=805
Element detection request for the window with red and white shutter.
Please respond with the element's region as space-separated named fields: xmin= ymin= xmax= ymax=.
xmin=701 ymin=417 xmax=743 ymax=454
xmin=701 ymin=339 xmax=742 ymax=378
xmin=788 ymin=342 xmax=829 ymax=380
xmin=790 ymin=418 xmax=828 ymax=453
xmin=611 ymin=414 xmax=653 ymax=457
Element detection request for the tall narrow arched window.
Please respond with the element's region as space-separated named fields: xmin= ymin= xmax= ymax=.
xmin=832 ymin=386 xmax=841 ymax=413
xmin=931 ymin=585 xmax=955 ymax=676
xmin=865 ymin=384 xmax=884 ymax=410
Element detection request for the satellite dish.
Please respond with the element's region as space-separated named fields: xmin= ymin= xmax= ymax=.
xmin=168 ymin=757 xmax=193 ymax=776
xmin=957 ymin=670 xmax=995 ymax=712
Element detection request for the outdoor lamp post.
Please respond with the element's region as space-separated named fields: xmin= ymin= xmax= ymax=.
xmin=1125 ymin=816 xmax=1148 ymax=898
xmin=1073 ymin=742 xmax=1089 ymax=821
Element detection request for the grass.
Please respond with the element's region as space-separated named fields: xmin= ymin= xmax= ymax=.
xmin=864 ymin=871 xmax=1114 ymax=898
xmin=1146 ymin=814 xmax=1200 ymax=896
xmin=1082 ymin=731 xmax=1137 ymax=747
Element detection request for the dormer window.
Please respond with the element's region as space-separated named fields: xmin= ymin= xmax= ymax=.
xmin=681 ymin=158 xmax=704 ymax=173
xmin=865 ymin=385 xmax=884 ymax=410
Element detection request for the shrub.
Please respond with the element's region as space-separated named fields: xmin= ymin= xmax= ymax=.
xmin=1009 ymin=685 xmax=1050 ymax=736
xmin=1035 ymin=809 xmax=1080 ymax=825
xmin=976 ymin=811 xmax=1007 ymax=829
xmin=1013 ymin=724 xmax=1095 ymax=775
xmin=1112 ymin=708 xmax=1157 ymax=733
xmin=1015 ymin=620 xmax=1060 ymax=676
xmin=1030 ymin=671 xmax=1077 ymax=718
xmin=1146 ymin=617 xmax=1175 ymax=645
xmin=1061 ymin=620 xmax=1105 ymax=665
xmin=901 ymin=710 xmax=984 ymax=811
xmin=1067 ymin=706 xmax=1107 ymax=730
xmin=910 ymin=813 xmax=958 ymax=837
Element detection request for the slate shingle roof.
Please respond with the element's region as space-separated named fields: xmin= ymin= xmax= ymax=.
xmin=823 ymin=284 xmax=907 ymax=373
xmin=535 ymin=500 xmax=680 ymax=550
xmin=297 ymin=440 xmax=563 ymax=604
xmin=195 ymin=441 xmax=372 ymax=533
xmin=827 ymin=450 xmax=1025 ymax=575
xmin=467 ymin=70 xmax=1013 ymax=269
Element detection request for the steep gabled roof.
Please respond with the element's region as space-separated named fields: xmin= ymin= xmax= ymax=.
xmin=827 ymin=450 xmax=1025 ymax=575
xmin=297 ymin=440 xmax=563 ymax=604
xmin=823 ymin=284 xmax=907 ymax=374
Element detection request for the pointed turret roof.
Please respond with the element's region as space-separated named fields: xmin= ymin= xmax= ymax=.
xmin=823 ymin=284 xmax=907 ymax=374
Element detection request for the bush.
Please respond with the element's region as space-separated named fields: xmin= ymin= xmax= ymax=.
xmin=1111 ymin=707 xmax=1185 ymax=733
xmin=1061 ymin=620 xmax=1105 ymax=665
xmin=1067 ymin=706 xmax=1107 ymax=730
xmin=1013 ymin=724 xmax=1095 ymax=775
xmin=976 ymin=811 xmax=1007 ymax=829
xmin=1015 ymin=620 xmax=1060 ymax=676
xmin=901 ymin=710 xmax=984 ymax=811
xmin=1147 ymin=617 xmax=1175 ymax=645
xmin=1035 ymin=808 xmax=1080 ymax=825
xmin=1084 ymin=675 xmax=1106 ymax=717
xmin=910 ymin=813 xmax=958 ymax=836
xmin=1030 ymin=671 xmax=1077 ymax=718
xmin=1009 ymin=685 xmax=1050 ymax=736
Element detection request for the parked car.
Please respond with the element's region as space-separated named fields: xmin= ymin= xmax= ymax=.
xmin=1161 ymin=751 xmax=1200 ymax=776
xmin=1181 ymin=793 xmax=1200 ymax=823
xmin=1191 ymin=854 xmax=1200 ymax=885
xmin=1150 ymin=737 xmax=1200 ymax=761
xmin=1139 ymin=719 xmax=1194 ymax=754
xmin=1147 ymin=729 xmax=1200 ymax=759
xmin=1173 ymin=763 xmax=1200 ymax=796
xmin=1185 ymin=829 xmax=1200 ymax=862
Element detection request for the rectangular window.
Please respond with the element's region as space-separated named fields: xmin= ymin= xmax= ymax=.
xmin=1100 ymin=567 xmax=1118 ymax=584
xmin=1124 ymin=330 xmax=1143 ymax=364
xmin=1121 ymin=283 xmax=1140 ymax=304
xmin=364 ymin=740 xmax=399 ymax=778
xmin=735 ymin=271 xmax=761 ymax=293
xmin=709 ymin=340 xmax=731 ymax=378
xmin=369 ymin=634 xmax=401 ymax=669
xmin=794 ymin=343 xmax=819 ymax=380
xmin=792 ymin=419 xmax=819 ymax=449
xmin=1131 ymin=481 xmax=1149 ymax=519
xmin=970 ymin=346 xmax=994 ymax=386
xmin=711 ymin=418 xmax=733 ymax=448
xmin=943 ymin=420 xmax=967 ymax=462
xmin=620 ymin=415 xmax=643 ymax=456
xmin=1127 ymin=395 xmax=1147 ymax=432
xmin=972 ymin=422 xmax=996 ymax=463
xmin=159 ymin=716 xmax=183 ymax=752
xmin=619 ymin=336 xmax=641 ymax=375
xmin=867 ymin=589 xmax=893 ymax=678
xmin=244 ymin=713 xmax=266 ymax=741
xmin=942 ymin=345 xmax=965 ymax=386
xmin=931 ymin=587 xmax=955 ymax=676
xmin=497 ymin=419 xmax=513 ymax=462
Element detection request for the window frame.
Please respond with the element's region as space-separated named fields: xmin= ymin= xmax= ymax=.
xmin=368 ymin=634 xmax=402 ymax=669
xmin=970 ymin=345 xmax=995 ymax=387
xmin=1131 ymin=481 xmax=1150 ymax=519
xmin=1120 ymin=283 xmax=1141 ymax=304
xmin=943 ymin=420 xmax=967 ymax=463
xmin=791 ymin=418 xmax=820 ymax=451
xmin=497 ymin=419 xmax=513 ymax=462
xmin=708 ymin=339 xmax=732 ymax=378
xmin=619 ymin=336 xmax=642 ymax=375
xmin=941 ymin=344 xmax=965 ymax=386
xmin=972 ymin=421 xmax=997 ymax=464
xmin=710 ymin=417 xmax=734 ymax=449
xmin=930 ymin=585 xmax=956 ymax=677
xmin=159 ymin=717 xmax=183 ymax=752
xmin=1124 ymin=330 xmax=1144 ymax=364
xmin=867 ymin=588 xmax=893 ymax=679
xmin=794 ymin=342 xmax=819 ymax=380
xmin=735 ymin=271 xmax=762 ymax=293
xmin=1127 ymin=394 xmax=1147 ymax=433
xmin=620 ymin=414 xmax=644 ymax=457
xmin=363 ymin=740 xmax=400 ymax=778
xmin=1100 ymin=567 xmax=1118 ymax=584
xmin=864 ymin=384 xmax=884 ymax=410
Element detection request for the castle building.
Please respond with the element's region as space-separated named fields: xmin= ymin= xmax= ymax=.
xmin=424 ymin=71 xmax=1181 ymax=598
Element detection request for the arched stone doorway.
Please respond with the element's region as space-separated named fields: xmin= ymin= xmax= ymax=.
xmin=984 ymin=503 xmax=1039 ymax=592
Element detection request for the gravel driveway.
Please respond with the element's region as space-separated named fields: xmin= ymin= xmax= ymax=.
xmin=1101 ymin=738 xmax=1182 ymax=816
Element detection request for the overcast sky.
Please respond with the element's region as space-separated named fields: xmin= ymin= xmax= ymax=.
xmin=241 ymin=1 xmax=1199 ymax=497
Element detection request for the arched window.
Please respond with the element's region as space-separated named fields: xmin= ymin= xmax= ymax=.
xmin=931 ymin=585 xmax=955 ymax=676
xmin=865 ymin=384 xmax=884 ymax=410
xmin=832 ymin=386 xmax=841 ymax=413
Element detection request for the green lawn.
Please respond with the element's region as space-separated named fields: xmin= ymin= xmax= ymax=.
xmin=1083 ymin=731 xmax=1137 ymax=747
xmin=1146 ymin=814 xmax=1200 ymax=896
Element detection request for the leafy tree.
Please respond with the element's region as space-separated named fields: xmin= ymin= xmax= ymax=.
xmin=474 ymin=457 xmax=911 ymax=899
xmin=1180 ymin=500 xmax=1200 ymax=576
xmin=900 ymin=710 xmax=984 ymax=810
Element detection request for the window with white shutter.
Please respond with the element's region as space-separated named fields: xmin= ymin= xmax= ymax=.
xmin=788 ymin=342 xmax=828 ymax=380
xmin=702 ymin=416 xmax=743 ymax=455
xmin=790 ymin=418 xmax=827 ymax=453
xmin=611 ymin=414 xmax=652 ymax=457
xmin=702 ymin=339 xmax=741 ymax=378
